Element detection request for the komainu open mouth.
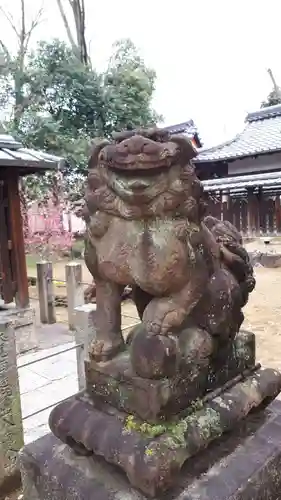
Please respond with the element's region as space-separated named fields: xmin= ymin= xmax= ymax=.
xmin=107 ymin=164 xmax=167 ymax=177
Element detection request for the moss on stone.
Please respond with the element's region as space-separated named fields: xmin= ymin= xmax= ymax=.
xmin=124 ymin=415 xmax=166 ymax=437
xmin=124 ymin=398 xmax=222 ymax=449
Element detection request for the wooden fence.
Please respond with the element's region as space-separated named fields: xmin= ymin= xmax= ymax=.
xmin=207 ymin=193 xmax=281 ymax=236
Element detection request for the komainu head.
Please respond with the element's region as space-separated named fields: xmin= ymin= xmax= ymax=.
xmin=84 ymin=127 xmax=206 ymax=221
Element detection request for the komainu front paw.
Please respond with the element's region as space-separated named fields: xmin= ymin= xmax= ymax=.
xmin=142 ymin=298 xmax=187 ymax=336
xmin=89 ymin=337 xmax=125 ymax=362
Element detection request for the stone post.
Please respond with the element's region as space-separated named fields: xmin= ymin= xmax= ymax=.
xmin=36 ymin=261 xmax=56 ymax=324
xmin=73 ymin=303 xmax=97 ymax=390
xmin=65 ymin=262 xmax=84 ymax=331
xmin=0 ymin=320 xmax=23 ymax=491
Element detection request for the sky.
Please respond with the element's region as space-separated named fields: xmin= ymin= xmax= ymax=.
xmin=1 ymin=0 xmax=281 ymax=147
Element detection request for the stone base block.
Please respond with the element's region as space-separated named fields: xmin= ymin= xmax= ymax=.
xmin=249 ymin=250 xmax=281 ymax=268
xmin=0 ymin=305 xmax=38 ymax=354
xmin=49 ymin=366 xmax=281 ymax=497
xmin=20 ymin=400 xmax=281 ymax=499
xmin=85 ymin=330 xmax=255 ymax=422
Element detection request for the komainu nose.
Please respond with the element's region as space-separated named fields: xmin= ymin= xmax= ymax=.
xmin=119 ymin=135 xmax=151 ymax=155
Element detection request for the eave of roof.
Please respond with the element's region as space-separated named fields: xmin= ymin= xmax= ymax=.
xmin=0 ymin=134 xmax=63 ymax=175
xmin=194 ymin=103 xmax=281 ymax=164
xmin=202 ymin=170 xmax=281 ymax=191
xmin=162 ymin=120 xmax=203 ymax=147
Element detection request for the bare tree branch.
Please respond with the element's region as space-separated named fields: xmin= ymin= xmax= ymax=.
xmin=0 ymin=39 xmax=10 ymax=61
xmin=24 ymin=5 xmax=44 ymax=53
xmin=56 ymin=0 xmax=77 ymax=52
xmin=0 ymin=1 xmax=43 ymax=55
xmin=56 ymin=0 xmax=89 ymax=65
xmin=19 ymin=0 xmax=26 ymax=59
xmin=0 ymin=5 xmax=20 ymax=38
xmin=2 ymin=0 xmax=44 ymax=124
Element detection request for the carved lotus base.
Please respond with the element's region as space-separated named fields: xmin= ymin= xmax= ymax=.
xmin=49 ymin=366 xmax=281 ymax=497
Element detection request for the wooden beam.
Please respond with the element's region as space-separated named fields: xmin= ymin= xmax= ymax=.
xmin=7 ymin=174 xmax=29 ymax=308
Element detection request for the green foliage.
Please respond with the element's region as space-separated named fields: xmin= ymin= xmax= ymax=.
xmin=103 ymin=38 xmax=163 ymax=135
xmin=2 ymin=37 xmax=161 ymax=203
xmin=26 ymin=40 xmax=105 ymax=137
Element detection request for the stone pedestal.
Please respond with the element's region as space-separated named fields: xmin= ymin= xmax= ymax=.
xmin=48 ymin=365 xmax=281 ymax=497
xmin=46 ymin=327 xmax=281 ymax=497
xmin=0 ymin=320 xmax=23 ymax=496
xmin=0 ymin=305 xmax=37 ymax=354
xmin=73 ymin=303 xmax=97 ymax=390
xmin=85 ymin=330 xmax=255 ymax=422
xmin=19 ymin=400 xmax=281 ymax=500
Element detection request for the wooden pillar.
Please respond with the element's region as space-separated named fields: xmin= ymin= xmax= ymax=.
xmin=219 ymin=191 xmax=223 ymax=220
xmin=246 ymin=187 xmax=256 ymax=236
xmin=7 ymin=174 xmax=29 ymax=309
xmin=275 ymin=194 xmax=281 ymax=234
xmin=257 ymin=186 xmax=265 ymax=234
xmin=221 ymin=192 xmax=230 ymax=221
xmin=226 ymin=194 xmax=232 ymax=224
xmin=0 ymin=181 xmax=14 ymax=303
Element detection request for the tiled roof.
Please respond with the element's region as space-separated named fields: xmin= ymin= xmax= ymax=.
xmin=0 ymin=134 xmax=62 ymax=174
xmin=163 ymin=120 xmax=197 ymax=135
xmin=194 ymin=104 xmax=281 ymax=163
xmin=162 ymin=120 xmax=202 ymax=147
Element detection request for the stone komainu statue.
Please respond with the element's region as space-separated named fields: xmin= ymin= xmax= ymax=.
xmin=48 ymin=128 xmax=281 ymax=498
xmin=83 ymin=127 xmax=255 ymax=379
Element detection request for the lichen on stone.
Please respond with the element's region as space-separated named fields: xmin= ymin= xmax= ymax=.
xmin=124 ymin=415 xmax=166 ymax=437
xmin=123 ymin=399 xmax=222 ymax=452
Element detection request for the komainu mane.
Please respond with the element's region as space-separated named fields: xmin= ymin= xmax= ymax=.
xmin=83 ymin=127 xmax=255 ymax=377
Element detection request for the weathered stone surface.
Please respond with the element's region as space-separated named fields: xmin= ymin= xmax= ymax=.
xmin=0 ymin=306 xmax=37 ymax=354
xmin=0 ymin=320 xmax=24 ymax=492
xmin=83 ymin=129 xmax=255 ymax=376
xmin=46 ymin=126 xmax=281 ymax=497
xmin=74 ymin=303 xmax=97 ymax=390
xmin=249 ymin=250 xmax=281 ymax=268
xmin=21 ymin=400 xmax=281 ymax=499
xmin=48 ymin=366 xmax=281 ymax=497
xmin=66 ymin=262 xmax=84 ymax=331
xmin=85 ymin=330 xmax=256 ymax=422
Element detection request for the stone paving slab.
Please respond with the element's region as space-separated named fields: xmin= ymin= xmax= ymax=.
xmin=17 ymin=343 xmax=78 ymax=445
xmin=16 ymin=302 xmax=140 ymax=446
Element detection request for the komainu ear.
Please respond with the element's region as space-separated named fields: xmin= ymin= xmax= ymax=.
xmin=88 ymin=139 xmax=111 ymax=169
xmin=170 ymin=134 xmax=198 ymax=163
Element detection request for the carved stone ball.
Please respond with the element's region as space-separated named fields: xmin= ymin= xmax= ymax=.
xmin=128 ymin=324 xmax=180 ymax=379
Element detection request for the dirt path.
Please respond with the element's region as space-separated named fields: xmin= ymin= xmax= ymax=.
xmin=243 ymin=266 xmax=281 ymax=371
